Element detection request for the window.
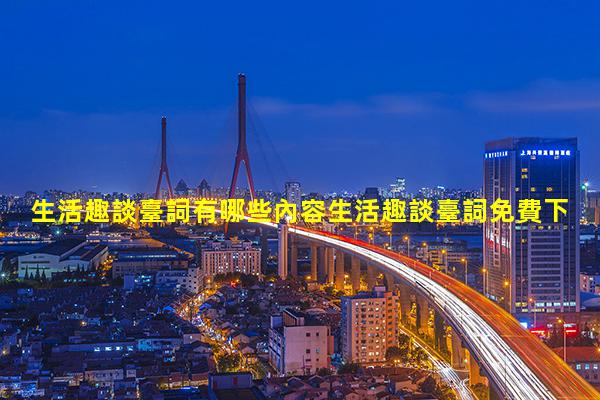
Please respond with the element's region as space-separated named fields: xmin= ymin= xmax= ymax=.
xmin=306 ymin=332 xmax=311 ymax=337
xmin=306 ymin=349 xmax=311 ymax=354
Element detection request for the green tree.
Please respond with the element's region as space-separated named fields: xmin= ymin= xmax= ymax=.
xmin=410 ymin=347 xmax=429 ymax=367
xmin=337 ymin=362 xmax=360 ymax=374
xmin=217 ymin=353 xmax=242 ymax=372
xmin=419 ymin=375 xmax=437 ymax=394
xmin=435 ymin=382 xmax=457 ymax=400
xmin=398 ymin=333 xmax=411 ymax=349
xmin=386 ymin=346 xmax=410 ymax=363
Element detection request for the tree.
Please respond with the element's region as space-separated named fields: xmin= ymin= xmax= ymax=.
xmin=398 ymin=333 xmax=411 ymax=349
xmin=337 ymin=362 xmax=360 ymax=374
xmin=316 ymin=367 xmax=332 ymax=376
xmin=410 ymin=347 xmax=428 ymax=367
xmin=419 ymin=375 xmax=437 ymax=394
xmin=386 ymin=346 xmax=409 ymax=363
xmin=435 ymin=382 xmax=457 ymax=400
xmin=217 ymin=353 xmax=242 ymax=372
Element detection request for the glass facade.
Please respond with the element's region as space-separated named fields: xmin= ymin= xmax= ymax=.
xmin=483 ymin=138 xmax=580 ymax=315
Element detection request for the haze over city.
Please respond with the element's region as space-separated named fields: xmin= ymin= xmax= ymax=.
xmin=2 ymin=1 xmax=600 ymax=194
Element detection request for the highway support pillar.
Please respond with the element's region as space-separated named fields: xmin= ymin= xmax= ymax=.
xmin=290 ymin=238 xmax=298 ymax=278
xmin=351 ymin=256 xmax=361 ymax=294
xmin=467 ymin=349 xmax=488 ymax=387
xmin=449 ymin=329 xmax=466 ymax=370
xmin=326 ymin=247 xmax=335 ymax=285
xmin=335 ymin=251 xmax=345 ymax=291
xmin=310 ymin=244 xmax=318 ymax=281
xmin=318 ymin=247 xmax=326 ymax=283
xmin=366 ymin=263 xmax=377 ymax=289
xmin=398 ymin=282 xmax=412 ymax=325
xmin=416 ymin=296 xmax=429 ymax=336
xmin=434 ymin=310 xmax=447 ymax=352
xmin=385 ymin=273 xmax=395 ymax=291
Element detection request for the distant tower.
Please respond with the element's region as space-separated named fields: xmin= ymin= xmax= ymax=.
xmin=228 ymin=74 xmax=256 ymax=200
xmin=278 ymin=221 xmax=289 ymax=279
xmin=155 ymin=117 xmax=174 ymax=199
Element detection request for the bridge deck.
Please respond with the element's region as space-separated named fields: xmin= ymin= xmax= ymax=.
xmin=290 ymin=226 xmax=599 ymax=400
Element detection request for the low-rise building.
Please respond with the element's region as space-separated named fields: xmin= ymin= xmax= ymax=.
xmin=552 ymin=346 xmax=600 ymax=386
xmin=201 ymin=239 xmax=261 ymax=283
xmin=17 ymin=239 xmax=108 ymax=280
xmin=155 ymin=266 xmax=202 ymax=294
xmin=580 ymin=272 xmax=600 ymax=294
xmin=112 ymin=248 xmax=190 ymax=278
xmin=268 ymin=309 xmax=333 ymax=376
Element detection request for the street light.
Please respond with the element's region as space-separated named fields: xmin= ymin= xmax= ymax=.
xmin=421 ymin=242 xmax=428 ymax=263
xmin=403 ymin=235 xmax=410 ymax=257
xmin=460 ymin=258 xmax=468 ymax=285
xmin=441 ymin=249 xmax=448 ymax=273
xmin=481 ymin=267 xmax=488 ymax=296
xmin=388 ymin=231 xmax=392 ymax=249
xmin=557 ymin=318 xmax=567 ymax=363
xmin=503 ymin=280 xmax=511 ymax=312
xmin=528 ymin=297 xmax=537 ymax=328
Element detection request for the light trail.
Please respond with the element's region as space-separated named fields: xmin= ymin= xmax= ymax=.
xmin=221 ymin=213 xmax=597 ymax=399
xmin=397 ymin=325 xmax=474 ymax=400
xmin=288 ymin=226 xmax=551 ymax=399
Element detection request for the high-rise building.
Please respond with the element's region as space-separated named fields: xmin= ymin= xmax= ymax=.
xmin=197 ymin=179 xmax=211 ymax=198
xmin=483 ymin=138 xmax=580 ymax=317
xmin=585 ymin=190 xmax=600 ymax=225
xmin=174 ymin=179 xmax=189 ymax=197
xmin=340 ymin=286 xmax=399 ymax=365
xmin=389 ymin=177 xmax=406 ymax=198
xmin=284 ymin=181 xmax=302 ymax=209
xmin=268 ymin=309 xmax=333 ymax=376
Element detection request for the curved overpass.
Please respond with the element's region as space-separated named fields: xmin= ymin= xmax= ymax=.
xmin=276 ymin=224 xmax=598 ymax=400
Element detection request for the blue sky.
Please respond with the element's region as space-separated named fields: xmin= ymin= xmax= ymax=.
xmin=2 ymin=1 xmax=600 ymax=194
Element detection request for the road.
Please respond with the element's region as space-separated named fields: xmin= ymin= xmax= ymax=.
xmin=397 ymin=325 xmax=475 ymax=400
xmin=281 ymin=224 xmax=599 ymax=400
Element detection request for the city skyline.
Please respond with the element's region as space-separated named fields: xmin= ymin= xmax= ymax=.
xmin=2 ymin=3 xmax=600 ymax=398
xmin=3 ymin=2 xmax=600 ymax=193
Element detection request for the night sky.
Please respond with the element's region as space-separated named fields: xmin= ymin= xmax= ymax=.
xmin=2 ymin=1 xmax=600 ymax=194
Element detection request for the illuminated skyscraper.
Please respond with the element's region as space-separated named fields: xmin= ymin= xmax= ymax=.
xmin=389 ymin=177 xmax=406 ymax=198
xmin=284 ymin=181 xmax=302 ymax=209
xmin=483 ymin=138 xmax=579 ymax=318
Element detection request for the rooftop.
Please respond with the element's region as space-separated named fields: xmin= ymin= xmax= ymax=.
xmin=552 ymin=347 xmax=600 ymax=363
xmin=37 ymin=239 xmax=85 ymax=257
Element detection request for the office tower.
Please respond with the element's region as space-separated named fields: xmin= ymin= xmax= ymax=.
xmin=197 ymin=179 xmax=211 ymax=198
xmin=363 ymin=187 xmax=380 ymax=202
xmin=284 ymin=181 xmax=302 ymax=209
xmin=174 ymin=179 xmax=189 ymax=197
xmin=483 ymin=138 xmax=579 ymax=316
xmin=389 ymin=177 xmax=407 ymax=198
xmin=340 ymin=286 xmax=399 ymax=364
